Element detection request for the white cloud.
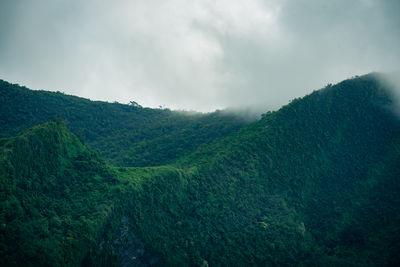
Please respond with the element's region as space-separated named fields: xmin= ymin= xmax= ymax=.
xmin=0 ymin=0 xmax=399 ymax=112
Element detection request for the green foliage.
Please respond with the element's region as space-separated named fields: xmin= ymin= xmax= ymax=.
xmin=0 ymin=73 xmax=399 ymax=266
xmin=0 ymin=80 xmax=247 ymax=166
xmin=0 ymin=121 xmax=117 ymax=266
xmin=112 ymin=74 xmax=400 ymax=266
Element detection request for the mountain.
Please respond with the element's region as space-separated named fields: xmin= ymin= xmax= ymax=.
xmin=0 ymin=73 xmax=399 ymax=266
xmin=117 ymin=73 xmax=400 ymax=266
xmin=0 ymin=80 xmax=248 ymax=167
xmin=0 ymin=121 xmax=118 ymax=266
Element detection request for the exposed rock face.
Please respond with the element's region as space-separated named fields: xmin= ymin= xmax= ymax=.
xmin=114 ymin=216 xmax=161 ymax=267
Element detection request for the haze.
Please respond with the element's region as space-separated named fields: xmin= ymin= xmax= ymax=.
xmin=0 ymin=0 xmax=399 ymax=112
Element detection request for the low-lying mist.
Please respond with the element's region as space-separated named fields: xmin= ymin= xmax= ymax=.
xmin=376 ymin=72 xmax=400 ymax=117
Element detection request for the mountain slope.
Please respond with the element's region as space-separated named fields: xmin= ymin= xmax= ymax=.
xmin=0 ymin=121 xmax=118 ymax=266
xmin=0 ymin=80 xmax=248 ymax=167
xmin=0 ymin=73 xmax=399 ymax=266
xmin=118 ymin=73 xmax=400 ymax=266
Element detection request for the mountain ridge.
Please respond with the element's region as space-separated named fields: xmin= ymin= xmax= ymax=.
xmin=0 ymin=73 xmax=399 ymax=266
xmin=0 ymin=79 xmax=248 ymax=167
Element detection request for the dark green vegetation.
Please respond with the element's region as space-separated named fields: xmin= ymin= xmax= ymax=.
xmin=0 ymin=121 xmax=117 ymax=266
xmin=1 ymin=73 xmax=399 ymax=266
xmin=0 ymin=80 xmax=248 ymax=166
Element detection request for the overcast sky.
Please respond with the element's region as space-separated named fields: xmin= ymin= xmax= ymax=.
xmin=0 ymin=0 xmax=399 ymax=112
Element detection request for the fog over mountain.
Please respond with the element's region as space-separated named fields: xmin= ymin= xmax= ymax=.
xmin=0 ymin=0 xmax=399 ymax=111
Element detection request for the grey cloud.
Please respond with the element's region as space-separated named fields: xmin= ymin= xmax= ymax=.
xmin=377 ymin=72 xmax=400 ymax=117
xmin=0 ymin=0 xmax=399 ymax=112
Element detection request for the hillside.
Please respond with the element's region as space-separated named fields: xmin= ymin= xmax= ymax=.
xmin=116 ymin=73 xmax=400 ymax=266
xmin=0 ymin=121 xmax=119 ymax=266
xmin=0 ymin=73 xmax=399 ymax=266
xmin=0 ymin=80 xmax=248 ymax=167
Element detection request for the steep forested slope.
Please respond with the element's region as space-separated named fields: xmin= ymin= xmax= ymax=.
xmin=0 ymin=121 xmax=118 ymax=266
xmin=117 ymin=73 xmax=400 ymax=266
xmin=0 ymin=80 xmax=248 ymax=166
xmin=0 ymin=73 xmax=399 ymax=266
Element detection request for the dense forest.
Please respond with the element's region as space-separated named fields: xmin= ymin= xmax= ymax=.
xmin=0 ymin=80 xmax=248 ymax=167
xmin=1 ymin=73 xmax=399 ymax=266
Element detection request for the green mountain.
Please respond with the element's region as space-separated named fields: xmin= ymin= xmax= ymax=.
xmin=119 ymin=73 xmax=400 ymax=266
xmin=0 ymin=121 xmax=118 ymax=266
xmin=0 ymin=80 xmax=248 ymax=167
xmin=0 ymin=73 xmax=399 ymax=266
